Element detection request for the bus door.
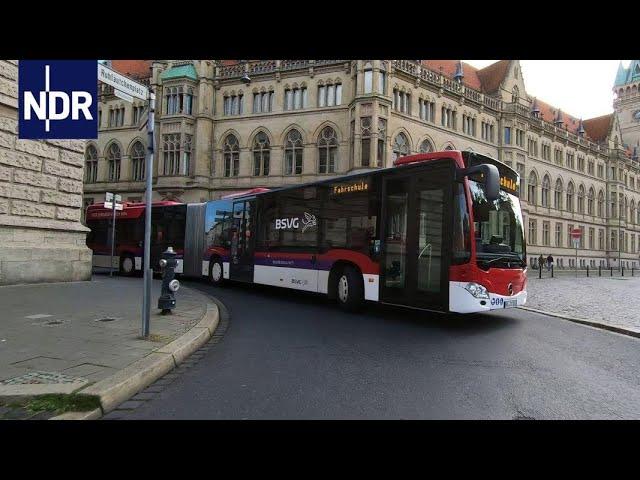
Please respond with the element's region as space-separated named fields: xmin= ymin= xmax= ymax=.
xmin=380 ymin=163 xmax=452 ymax=311
xmin=229 ymin=198 xmax=256 ymax=282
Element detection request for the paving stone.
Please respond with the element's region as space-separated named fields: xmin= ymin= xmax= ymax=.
xmin=526 ymin=276 xmax=640 ymax=332
xmin=142 ymin=385 xmax=165 ymax=394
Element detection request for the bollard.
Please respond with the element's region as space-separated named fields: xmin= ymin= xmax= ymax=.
xmin=610 ymin=266 xmax=613 ymax=277
xmin=598 ymin=265 xmax=601 ymax=277
xmin=551 ymin=264 xmax=554 ymax=278
xmin=158 ymin=246 xmax=180 ymax=315
xmin=586 ymin=265 xmax=589 ymax=277
xmin=539 ymin=265 xmax=542 ymax=279
xmin=622 ymin=267 xmax=624 ymax=277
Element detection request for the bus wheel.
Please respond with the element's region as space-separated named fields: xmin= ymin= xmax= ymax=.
xmin=120 ymin=255 xmax=136 ymax=276
xmin=209 ymin=258 xmax=224 ymax=286
xmin=336 ymin=266 xmax=364 ymax=312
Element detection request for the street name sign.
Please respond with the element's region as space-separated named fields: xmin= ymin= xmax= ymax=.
xmin=114 ymin=89 xmax=134 ymax=103
xmin=98 ymin=63 xmax=148 ymax=100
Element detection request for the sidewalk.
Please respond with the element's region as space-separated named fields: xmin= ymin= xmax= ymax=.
xmin=0 ymin=274 xmax=216 ymax=419
xmin=525 ymin=275 xmax=640 ymax=335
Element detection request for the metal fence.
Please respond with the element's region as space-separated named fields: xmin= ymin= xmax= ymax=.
xmin=533 ymin=265 xmax=636 ymax=279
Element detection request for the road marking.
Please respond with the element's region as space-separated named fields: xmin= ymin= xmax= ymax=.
xmin=24 ymin=314 xmax=53 ymax=319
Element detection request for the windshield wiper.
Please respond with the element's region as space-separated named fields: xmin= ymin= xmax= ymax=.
xmin=477 ymin=255 xmax=525 ymax=267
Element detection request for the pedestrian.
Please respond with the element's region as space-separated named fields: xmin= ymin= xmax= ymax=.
xmin=538 ymin=254 xmax=545 ymax=270
xmin=547 ymin=254 xmax=554 ymax=271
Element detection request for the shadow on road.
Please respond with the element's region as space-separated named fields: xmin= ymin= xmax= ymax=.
xmin=186 ymin=277 xmax=516 ymax=337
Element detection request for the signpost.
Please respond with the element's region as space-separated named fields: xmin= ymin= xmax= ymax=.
xmin=98 ymin=62 xmax=154 ymax=338
xmin=571 ymin=228 xmax=582 ymax=278
xmin=106 ymin=192 xmax=122 ymax=276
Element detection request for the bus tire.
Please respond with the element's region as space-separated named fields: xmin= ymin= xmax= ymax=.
xmin=209 ymin=258 xmax=225 ymax=286
xmin=120 ymin=254 xmax=136 ymax=276
xmin=336 ymin=265 xmax=364 ymax=312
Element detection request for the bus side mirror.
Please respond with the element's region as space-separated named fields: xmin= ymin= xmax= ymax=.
xmin=457 ymin=164 xmax=500 ymax=201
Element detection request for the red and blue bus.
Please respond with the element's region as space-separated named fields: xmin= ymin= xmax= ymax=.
xmin=86 ymin=150 xmax=527 ymax=314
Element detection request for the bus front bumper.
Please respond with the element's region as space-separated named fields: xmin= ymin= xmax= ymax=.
xmin=449 ymin=281 xmax=527 ymax=314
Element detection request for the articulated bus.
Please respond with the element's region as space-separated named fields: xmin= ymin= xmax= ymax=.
xmin=86 ymin=150 xmax=527 ymax=314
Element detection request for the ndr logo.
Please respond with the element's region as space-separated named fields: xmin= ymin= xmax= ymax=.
xmin=19 ymin=60 xmax=97 ymax=140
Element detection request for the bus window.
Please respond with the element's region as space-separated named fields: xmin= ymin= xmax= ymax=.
xmin=452 ymin=183 xmax=471 ymax=264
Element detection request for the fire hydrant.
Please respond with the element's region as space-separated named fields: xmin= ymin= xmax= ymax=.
xmin=158 ymin=246 xmax=180 ymax=315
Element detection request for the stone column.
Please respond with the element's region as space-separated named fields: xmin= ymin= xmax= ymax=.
xmin=0 ymin=60 xmax=92 ymax=285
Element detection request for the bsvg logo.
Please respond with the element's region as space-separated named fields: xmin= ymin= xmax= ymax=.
xmin=19 ymin=60 xmax=97 ymax=139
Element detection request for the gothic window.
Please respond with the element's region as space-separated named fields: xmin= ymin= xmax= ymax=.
xmin=554 ymin=178 xmax=563 ymax=210
xmin=318 ymin=127 xmax=338 ymax=174
xmin=223 ymin=134 xmax=240 ymax=177
xmin=587 ymin=187 xmax=595 ymax=215
xmin=541 ymin=175 xmax=550 ymax=207
xmin=527 ymin=171 xmax=537 ymax=204
xmin=419 ymin=139 xmax=434 ymax=153
xmin=363 ymin=62 xmax=373 ymax=93
xmin=378 ymin=62 xmax=387 ymax=94
xmin=318 ymin=82 xmax=342 ymax=107
xmin=107 ymin=143 xmax=121 ymax=182
xmin=392 ymin=133 xmax=410 ymax=162
xmin=361 ymin=117 xmax=372 ymax=167
xmin=253 ymin=90 xmax=274 ymax=113
xmin=183 ymin=134 xmax=192 ymax=176
xmin=377 ymin=118 xmax=386 ymax=168
xmin=284 ymin=86 xmax=307 ymax=111
xmin=85 ymin=145 xmax=98 ymax=183
xmin=284 ymin=129 xmax=303 ymax=175
xmin=130 ymin=141 xmax=145 ymax=181
xmin=223 ymin=92 xmax=244 ymax=116
xmin=253 ymin=132 xmax=270 ymax=176
xmin=162 ymin=134 xmax=181 ymax=175
xmin=577 ymin=185 xmax=585 ymax=214
xmin=598 ymin=190 xmax=605 ymax=218
xmin=566 ymin=182 xmax=575 ymax=212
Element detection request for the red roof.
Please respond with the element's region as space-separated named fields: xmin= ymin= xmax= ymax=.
xmin=110 ymin=60 xmax=152 ymax=80
xmin=582 ymin=114 xmax=613 ymax=143
xmin=420 ymin=60 xmax=483 ymax=90
xmin=476 ymin=60 xmax=511 ymax=94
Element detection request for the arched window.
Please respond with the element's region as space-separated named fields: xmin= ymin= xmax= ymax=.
xmin=318 ymin=126 xmax=338 ymax=174
xmin=363 ymin=62 xmax=373 ymax=94
xmin=378 ymin=62 xmax=387 ymax=94
xmin=630 ymin=200 xmax=636 ymax=225
xmin=587 ymin=187 xmax=595 ymax=215
xmin=554 ymin=178 xmax=563 ymax=210
xmin=107 ymin=143 xmax=121 ymax=182
xmin=85 ymin=145 xmax=98 ymax=183
xmin=223 ymin=134 xmax=240 ymax=177
xmin=392 ymin=133 xmax=410 ymax=162
xmin=566 ymin=182 xmax=575 ymax=212
xmin=252 ymin=132 xmax=270 ymax=176
xmin=162 ymin=133 xmax=180 ymax=175
xmin=130 ymin=141 xmax=145 ymax=181
xmin=527 ymin=171 xmax=537 ymax=204
xmin=598 ymin=190 xmax=605 ymax=218
xmin=577 ymin=185 xmax=585 ymax=214
xmin=284 ymin=129 xmax=303 ymax=175
xmin=419 ymin=139 xmax=434 ymax=153
xmin=541 ymin=175 xmax=550 ymax=207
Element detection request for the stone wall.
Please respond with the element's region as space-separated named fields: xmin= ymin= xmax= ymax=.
xmin=0 ymin=60 xmax=92 ymax=285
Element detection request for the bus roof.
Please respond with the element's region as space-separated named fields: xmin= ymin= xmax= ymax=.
xmin=85 ymin=200 xmax=182 ymax=221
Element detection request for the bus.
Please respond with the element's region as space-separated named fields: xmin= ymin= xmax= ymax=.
xmin=86 ymin=150 xmax=527 ymax=314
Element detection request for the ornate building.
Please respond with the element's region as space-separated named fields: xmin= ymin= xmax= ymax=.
xmin=85 ymin=60 xmax=640 ymax=270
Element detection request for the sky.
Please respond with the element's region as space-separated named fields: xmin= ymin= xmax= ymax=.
xmin=464 ymin=60 xmax=632 ymax=120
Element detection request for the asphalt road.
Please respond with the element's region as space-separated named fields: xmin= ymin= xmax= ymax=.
xmin=118 ymin=280 xmax=640 ymax=420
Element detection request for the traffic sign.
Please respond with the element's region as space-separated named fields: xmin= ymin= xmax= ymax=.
xmin=98 ymin=63 xmax=148 ymax=100
xmin=105 ymin=192 xmax=122 ymax=202
xmin=104 ymin=202 xmax=123 ymax=210
xmin=572 ymin=238 xmax=580 ymax=248
xmin=571 ymin=228 xmax=582 ymax=239
xmin=114 ymin=88 xmax=134 ymax=103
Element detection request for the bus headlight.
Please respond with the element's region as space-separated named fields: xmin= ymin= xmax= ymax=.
xmin=169 ymin=279 xmax=180 ymax=292
xmin=464 ymin=282 xmax=489 ymax=299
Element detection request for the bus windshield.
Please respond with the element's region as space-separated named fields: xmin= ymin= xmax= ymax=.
xmin=469 ymin=180 xmax=526 ymax=269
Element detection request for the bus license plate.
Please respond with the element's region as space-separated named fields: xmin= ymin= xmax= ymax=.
xmin=503 ymin=299 xmax=517 ymax=308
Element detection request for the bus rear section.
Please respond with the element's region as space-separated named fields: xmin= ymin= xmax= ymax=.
xmin=85 ymin=201 xmax=188 ymax=275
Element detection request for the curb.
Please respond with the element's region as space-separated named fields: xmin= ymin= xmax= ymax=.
xmin=519 ymin=306 xmax=640 ymax=339
xmin=48 ymin=302 xmax=220 ymax=420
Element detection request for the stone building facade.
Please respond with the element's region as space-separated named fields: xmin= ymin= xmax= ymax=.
xmin=0 ymin=60 xmax=92 ymax=285
xmin=86 ymin=60 xmax=640 ymax=270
